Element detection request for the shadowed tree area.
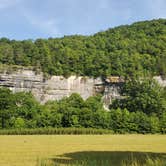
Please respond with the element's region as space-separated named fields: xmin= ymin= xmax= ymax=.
xmin=50 ymin=151 xmax=166 ymax=166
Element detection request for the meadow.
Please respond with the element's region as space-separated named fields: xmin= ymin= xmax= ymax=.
xmin=0 ymin=135 xmax=166 ymax=166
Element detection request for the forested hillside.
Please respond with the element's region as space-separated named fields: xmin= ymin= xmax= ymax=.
xmin=0 ymin=19 xmax=166 ymax=78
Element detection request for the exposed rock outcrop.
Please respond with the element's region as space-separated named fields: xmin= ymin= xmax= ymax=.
xmin=0 ymin=68 xmax=102 ymax=103
xmin=0 ymin=68 xmax=165 ymax=107
xmin=154 ymin=76 xmax=166 ymax=87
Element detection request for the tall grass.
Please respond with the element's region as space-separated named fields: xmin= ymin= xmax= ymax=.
xmin=38 ymin=157 xmax=166 ymax=166
xmin=0 ymin=128 xmax=113 ymax=135
xmin=122 ymin=157 xmax=166 ymax=166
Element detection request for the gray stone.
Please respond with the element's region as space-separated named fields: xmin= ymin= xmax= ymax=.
xmin=0 ymin=69 xmax=102 ymax=104
xmin=0 ymin=68 xmax=165 ymax=109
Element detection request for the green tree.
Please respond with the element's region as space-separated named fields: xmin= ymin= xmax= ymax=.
xmin=0 ymin=88 xmax=15 ymax=128
xmin=112 ymin=78 xmax=166 ymax=116
xmin=14 ymin=92 xmax=40 ymax=120
xmin=0 ymin=43 xmax=14 ymax=64
xmin=85 ymin=95 xmax=103 ymax=112
xmin=160 ymin=112 xmax=166 ymax=133
xmin=79 ymin=108 xmax=93 ymax=128
xmin=13 ymin=117 xmax=26 ymax=129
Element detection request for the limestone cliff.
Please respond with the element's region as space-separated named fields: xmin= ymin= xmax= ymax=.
xmin=0 ymin=68 xmax=165 ymax=107
xmin=0 ymin=68 xmax=103 ymax=103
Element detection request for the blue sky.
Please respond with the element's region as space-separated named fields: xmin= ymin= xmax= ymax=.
xmin=0 ymin=0 xmax=166 ymax=40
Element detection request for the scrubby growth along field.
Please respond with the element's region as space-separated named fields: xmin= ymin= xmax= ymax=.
xmin=0 ymin=19 xmax=166 ymax=78
xmin=0 ymin=78 xmax=166 ymax=134
xmin=0 ymin=135 xmax=165 ymax=166
xmin=0 ymin=128 xmax=113 ymax=135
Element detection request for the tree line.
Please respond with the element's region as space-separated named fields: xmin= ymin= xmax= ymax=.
xmin=0 ymin=78 xmax=166 ymax=134
xmin=0 ymin=19 xmax=166 ymax=78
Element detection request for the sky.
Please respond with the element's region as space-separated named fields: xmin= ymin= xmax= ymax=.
xmin=0 ymin=0 xmax=166 ymax=40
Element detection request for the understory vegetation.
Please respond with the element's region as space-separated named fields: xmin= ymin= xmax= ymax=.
xmin=0 ymin=78 xmax=166 ymax=134
xmin=0 ymin=19 xmax=166 ymax=78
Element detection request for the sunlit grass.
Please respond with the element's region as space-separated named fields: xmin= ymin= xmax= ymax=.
xmin=0 ymin=135 xmax=166 ymax=166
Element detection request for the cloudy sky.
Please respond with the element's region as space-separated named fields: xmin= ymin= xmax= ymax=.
xmin=0 ymin=0 xmax=166 ymax=40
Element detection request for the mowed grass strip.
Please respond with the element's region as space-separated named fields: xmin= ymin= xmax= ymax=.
xmin=0 ymin=135 xmax=165 ymax=166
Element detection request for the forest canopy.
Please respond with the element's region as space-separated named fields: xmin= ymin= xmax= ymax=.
xmin=0 ymin=19 xmax=166 ymax=78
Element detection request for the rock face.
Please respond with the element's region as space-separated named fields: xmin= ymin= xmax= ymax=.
xmin=0 ymin=68 xmax=166 ymax=106
xmin=101 ymin=77 xmax=124 ymax=109
xmin=0 ymin=68 xmax=102 ymax=103
xmin=153 ymin=76 xmax=166 ymax=87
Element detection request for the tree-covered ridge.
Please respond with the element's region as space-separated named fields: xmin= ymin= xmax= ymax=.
xmin=0 ymin=19 xmax=166 ymax=77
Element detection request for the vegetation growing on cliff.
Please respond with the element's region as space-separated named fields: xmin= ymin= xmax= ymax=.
xmin=0 ymin=19 xmax=166 ymax=78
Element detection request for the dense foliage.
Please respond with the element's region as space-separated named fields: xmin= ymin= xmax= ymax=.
xmin=0 ymin=19 xmax=166 ymax=78
xmin=0 ymin=78 xmax=166 ymax=134
xmin=111 ymin=79 xmax=166 ymax=116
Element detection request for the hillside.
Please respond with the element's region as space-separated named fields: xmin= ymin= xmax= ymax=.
xmin=0 ymin=19 xmax=166 ymax=78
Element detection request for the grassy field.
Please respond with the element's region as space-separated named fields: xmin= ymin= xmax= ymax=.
xmin=0 ymin=135 xmax=166 ymax=166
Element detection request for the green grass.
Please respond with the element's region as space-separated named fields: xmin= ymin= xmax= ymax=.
xmin=0 ymin=135 xmax=165 ymax=166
